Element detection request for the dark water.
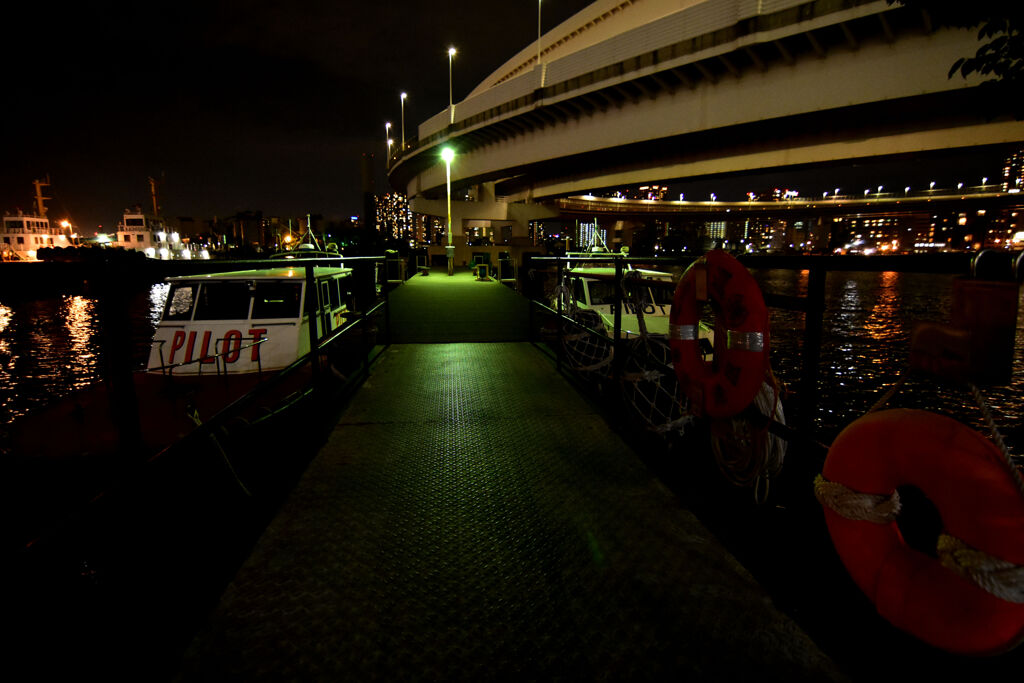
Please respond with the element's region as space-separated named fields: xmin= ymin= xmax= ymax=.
xmin=0 ymin=282 xmax=168 ymax=426
xmin=1 ymin=271 xmax=1021 ymax=444
xmin=751 ymin=269 xmax=1024 ymax=448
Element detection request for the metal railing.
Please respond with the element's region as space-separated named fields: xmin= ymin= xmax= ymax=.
xmin=525 ymin=251 xmax=1014 ymax=436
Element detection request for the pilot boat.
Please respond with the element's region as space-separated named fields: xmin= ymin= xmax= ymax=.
xmin=8 ymin=263 xmax=354 ymax=459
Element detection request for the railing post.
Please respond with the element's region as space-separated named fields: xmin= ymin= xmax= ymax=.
xmin=97 ymin=257 xmax=143 ymax=454
xmin=556 ymin=258 xmax=564 ymax=373
xmin=612 ymin=257 xmax=624 ymax=383
xmin=798 ymin=263 xmax=826 ymax=432
xmin=305 ymin=263 xmax=320 ymax=377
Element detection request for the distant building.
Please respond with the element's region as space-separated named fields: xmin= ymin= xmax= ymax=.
xmin=1002 ymin=149 xmax=1024 ymax=192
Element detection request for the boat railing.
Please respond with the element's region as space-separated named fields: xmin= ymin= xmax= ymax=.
xmin=148 ymin=335 xmax=268 ymax=378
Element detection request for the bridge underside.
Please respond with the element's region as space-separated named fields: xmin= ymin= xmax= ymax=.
xmin=494 ymin=90 xmax=1023 ymax=200
xmin=391 ymin=2 xmax=1024 ymax=205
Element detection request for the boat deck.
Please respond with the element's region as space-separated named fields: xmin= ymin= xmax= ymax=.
xmin=174 ymin=268 xmax=844 ymax=680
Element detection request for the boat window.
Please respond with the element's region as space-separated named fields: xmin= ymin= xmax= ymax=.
xmin=164 ymin=284 xmax=197 ymax=320
xmin=194 ymin=281 xmax=252 ymax=320
xmin=329 ymin=278 xmax=341 ymax=310
xmin=588 ymin=280 xmax=617 ymax=305
xmin=651 ymin=283 xmax=674 ymax=306
xmin=250 ymin=281 xmax=302 ymax=319
xmin=573 ymin=278 xmax=585 ymax=304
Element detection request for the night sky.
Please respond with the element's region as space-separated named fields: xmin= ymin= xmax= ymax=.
xmin=3 ymin=0 xmax=593 ymax=231
xmin=2 ymin=0 xmax=1014 ymax=233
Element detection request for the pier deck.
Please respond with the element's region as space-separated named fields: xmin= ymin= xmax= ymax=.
xmin=176 ymin=269 xmax=843 ymax=680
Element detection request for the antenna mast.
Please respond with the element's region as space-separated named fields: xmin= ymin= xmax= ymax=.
xmin=149 ymin=176 xmax=160 ymax=217
xmin=33 ymin=176 xmax=51 ymax=217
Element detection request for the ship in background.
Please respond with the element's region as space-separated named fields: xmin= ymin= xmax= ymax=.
xmin=114 ymin=177 xmax=209 ymax=260
xmin=0 ymin=177 xmax=73 ymax=261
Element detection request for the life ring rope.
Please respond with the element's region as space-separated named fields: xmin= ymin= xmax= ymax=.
xmin=938 ymin=534 xmax=1024 ymax=604
xmin=813 ymin=475 xmax=901 ymax=524
xmin=815 ymin=473 xmax=1024 ymax=605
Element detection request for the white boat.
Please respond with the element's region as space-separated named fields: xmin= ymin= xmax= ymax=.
xmin=9 ymin=262 xmax=355 ymax=458
xmin=147 ymin=264 xmax=352 ymax=376
xmin=557 ymin=250 xmax=713 ymax=348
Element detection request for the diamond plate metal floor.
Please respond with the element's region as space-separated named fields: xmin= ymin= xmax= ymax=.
xmin=176 ymin=343 xmax=845 ymax=681
xmin=387 ymin=268 xmax=529 ymax=343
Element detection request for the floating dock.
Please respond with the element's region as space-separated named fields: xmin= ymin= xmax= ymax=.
xmin=175 ymin=269 xmax=844 ymax=680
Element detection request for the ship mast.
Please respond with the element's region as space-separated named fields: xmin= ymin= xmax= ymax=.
xmin=149 ymin=176 xmax=160 ymax=217
xmin=33 ymin=176 xmax=50 ymax=217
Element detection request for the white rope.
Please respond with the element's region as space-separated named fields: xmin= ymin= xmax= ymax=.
xmin=654 ymin=414 xmax=696 ymax=434
xmin=938 ymin=534 xmax=1024 ymax=604
xmin=621 ymin=369 xmax=663 ymax=383
xmin=968 ymin=382 xmax=1024 ymax=498
xmin=753 ymin=380 xmax=786 ymax=479
xmin=814 ymin=476 xmax=902 ymax=524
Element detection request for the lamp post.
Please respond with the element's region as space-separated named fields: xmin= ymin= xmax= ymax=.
xmin=537 ymin=0 xmax=542 ymax=66
xmin=442 ymin=147 xmax=455 ymax=245
xmin=400 ymin=92 xmax=407 ymax=151
xmin=385 ymin=121 xmax=392 ymax=168
xmin=448 ymin=47 xmax=457 ymax=124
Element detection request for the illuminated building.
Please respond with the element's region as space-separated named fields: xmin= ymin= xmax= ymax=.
xmin=1001 ymin=149 xmax=1024 ymax=192
xmin=376 ymin=192 xmax=414 ymax=242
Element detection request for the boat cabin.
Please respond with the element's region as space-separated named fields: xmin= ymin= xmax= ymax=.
xmin=561 ymin=265 xmax=676 ymax=339
xmin=147 ymin=266 xmax=352 ymax=375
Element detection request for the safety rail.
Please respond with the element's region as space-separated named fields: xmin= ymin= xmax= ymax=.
xmin=526 ymin=251 xmax=1006 ymax=436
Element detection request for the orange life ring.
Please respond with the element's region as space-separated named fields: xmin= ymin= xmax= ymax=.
xmin=818 ymin=408 xmax=1024 ymax=655
xmin=669 ymin=249 xmax=769 ymax=418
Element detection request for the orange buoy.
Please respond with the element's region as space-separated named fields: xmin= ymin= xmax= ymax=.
xmin=817 ymin=408 xmax=1024 ymax=655
xmin=669 ymin=249 xmax=769 ymax=418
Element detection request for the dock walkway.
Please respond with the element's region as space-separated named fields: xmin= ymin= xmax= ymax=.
xmin=176 ymin=269 xmax=845 ymax=681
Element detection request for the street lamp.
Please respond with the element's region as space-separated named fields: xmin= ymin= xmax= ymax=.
xmin=387 ymin=138 xmax=393 ymax=164
xmin=400 ymin=92 xmax=407 ymax=151
xmin=448 ymin=47 xmax=457 ymax=124
xmin=442 ymin=147 xmax=455 ymax=245
xmin=385 ymin=121 xmax=392 ymax=168
xmin=537 ymin=0 xmax=542 ymax=66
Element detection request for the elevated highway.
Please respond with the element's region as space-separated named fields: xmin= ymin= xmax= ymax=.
xmin=388 ymin=0 xmax=1024 ymax=238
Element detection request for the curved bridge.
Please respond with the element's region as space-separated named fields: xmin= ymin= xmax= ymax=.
xmin=389 ymin=0 xmax=1023 ymax=227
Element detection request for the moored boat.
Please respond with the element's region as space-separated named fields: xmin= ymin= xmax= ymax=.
xmin=7 ymin=262 xmax=354 ymax=458
xmin=557 ymin=249 xmax=713 ymax=347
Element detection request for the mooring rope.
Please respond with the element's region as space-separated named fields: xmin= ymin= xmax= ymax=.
xmin=968 ymin=382 xmax=1024 ymax=498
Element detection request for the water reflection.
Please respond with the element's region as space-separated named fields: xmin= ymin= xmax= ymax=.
xmin=753 ymin=268 xmax=1021 ymax=447
xmin=0 ymin=283 xmax=169 ymax=425
xmin=61 ymin=295 xmax=100 ymax=390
